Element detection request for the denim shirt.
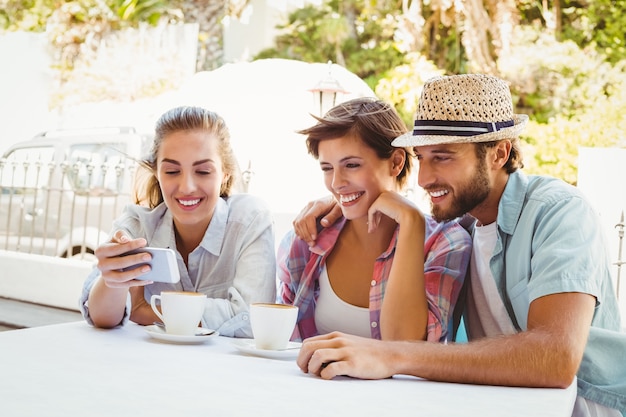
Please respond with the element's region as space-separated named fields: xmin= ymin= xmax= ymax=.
xmin=79 ymin=194 xmax=277 ymax=338
xmin=465 ymin=170 xmax=626 ymax=413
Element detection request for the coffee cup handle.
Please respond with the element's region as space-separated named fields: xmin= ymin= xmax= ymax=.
xmin=150 ymin=294 xmax=165 ymax=323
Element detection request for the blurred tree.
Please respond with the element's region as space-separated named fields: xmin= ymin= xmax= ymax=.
xmin=254 ymin=0 xmax=626 ymax=185
xmin=254 ymin=1 xmax=405 ymax=88
xmin=0 ymin=0 xmax=57 ymax=30
xmin=112 ymin=0 xmax=175 ymax=24
xmin=374 ymin=52 xmax=444 ymax=125
xmin=0 ymin=0 xmax=252 ymax=71
xmin=399 ymin=0 xmax=520 ymax=74
xmin=174 ymin=0 xmax=251 ymax=71
xmin=255 ymin=0 xmax=524 ymax=79
xmin=566 ymin=0 xmax=626 ymax=64
xmin=4 ymin=0 xmax=625 ymax=73
xmin=522 ymin=67 xmax=626 ymax=184
xmin=518 ymin=0 xmax=626 ymax=64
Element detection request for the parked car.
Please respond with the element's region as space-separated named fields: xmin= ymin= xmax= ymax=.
xmin=0 ymin=127 xmax=151 ymax=260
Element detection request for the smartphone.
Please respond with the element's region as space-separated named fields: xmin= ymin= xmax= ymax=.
xmin=121 ymin=247 xmax=180 ymax=284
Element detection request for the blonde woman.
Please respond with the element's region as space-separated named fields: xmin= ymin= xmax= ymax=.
xmin=80 ymin=106 xmax=276 ymax=337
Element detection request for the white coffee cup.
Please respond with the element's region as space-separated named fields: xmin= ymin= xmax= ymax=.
xmin=250 ymin=303 xmax=298 ymax=350
xmin=150 ymin=291 xmax=206 ymax=336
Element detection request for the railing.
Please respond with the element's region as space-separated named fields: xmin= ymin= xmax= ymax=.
xmin=4 ymin=151 xmax=625 ymax=304
xmin=0 ymin=155 xmax=136 ymax=261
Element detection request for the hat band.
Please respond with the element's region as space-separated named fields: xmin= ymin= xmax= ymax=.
xmin=412 ymin=119 xmax=514 ymax=137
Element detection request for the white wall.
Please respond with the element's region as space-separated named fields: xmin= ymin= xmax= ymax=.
xmin=0 ymin=32 xmax=53 ymax=153
xmin=577 ymin=146 xmax=626 ymax=320
xmin=0 ymin=24 xmax=199 ymax=147
xmin=0 ymin=250 xmax=91 ymax=311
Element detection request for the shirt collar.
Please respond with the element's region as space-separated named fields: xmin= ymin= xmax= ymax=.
xmin=310 ymin=216 xmax=399 ymax=260
xmin=309 ymin=217 xmax=347 ymax=256
xmin=497 ymin=170 xmax=528 ymax=236
xmin=199 ymin=197 xmax=228 ymax=256
xmin=147 ymin=198 xmax=228 ymax=256
xmin=146 ymin=205 xmax=177 ymax=249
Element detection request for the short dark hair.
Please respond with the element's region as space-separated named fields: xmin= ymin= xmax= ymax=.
xmin=474 ymin=138 xmax=524 ymax=174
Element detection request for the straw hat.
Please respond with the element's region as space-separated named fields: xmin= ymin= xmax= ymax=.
xmin=392 ymin=74 xmax=528 ymax=147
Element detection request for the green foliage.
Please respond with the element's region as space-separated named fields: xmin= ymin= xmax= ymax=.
xmin=12 ymin=0 xmax=175 ymax=72
xmin=4 ymin=0 xmax=626 ymax=189
xmin=0 ymin=0 xmax=185 ymax=110
xmin=497 ymin=27 xmax=626 ymax=184
xmin=517 ymin=0 xmax=626 ymax=63
xmin=254 ymin=5 xmax=332 ymax=62
xmin=562 ymin=0 xmax=626 ymax=64
xmin=520 ymin=60 xmax=626 ymax=184
xmin=111 ymin=0 xmax=174 ymax=26
xmin=0 ymin=0 xmax=57 ymax=31
xmin=499 ymin=27 xmax=623 ymax=122
xmin=45 ymin=1 xmax=119 ymax=72
xmin=1 ymin=0 xmax=175 ymax=31
xmin=522 ymin=120 xmax=585 ymax=185
xmin=253 ymin=1 xmax=405 ymax=90
xmin=374 ymin=53 xmax=444 ymax=127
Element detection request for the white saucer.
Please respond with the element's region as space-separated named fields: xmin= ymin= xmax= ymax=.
xmin=145 ymin=325 xmax=219 ymax=344
xmin=231 ymin=339 xmax=301 ymax=360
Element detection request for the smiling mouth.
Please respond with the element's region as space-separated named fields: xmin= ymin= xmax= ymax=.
xmin=178 ymin=198 xmax=201 ymax=207
xmin=428 ymin=189 xmax=449 ymax=198
xmin=339 ymin=192 xmax=364 ymax=204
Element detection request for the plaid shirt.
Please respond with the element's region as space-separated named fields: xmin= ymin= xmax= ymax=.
xmin=277 ymin=215 xmax=471 ymax=342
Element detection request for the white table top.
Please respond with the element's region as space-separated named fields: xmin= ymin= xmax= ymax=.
xmin=0 ymin=321 xmax=577 ymax=417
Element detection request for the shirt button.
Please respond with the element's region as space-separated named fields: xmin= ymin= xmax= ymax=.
xmin=242 ymin=314 xmax=249 ymax=321
xmin=371 ymin=321 xmax=377 ymax=328
xmin=370 ymin=280 xmax=376 ymax=286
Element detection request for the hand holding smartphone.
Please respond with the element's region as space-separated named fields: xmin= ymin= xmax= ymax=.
xmin=122 ymin=247 xmax=180 ymax=284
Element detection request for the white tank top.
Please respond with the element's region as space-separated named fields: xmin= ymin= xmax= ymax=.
xmin=466 ymin=222 xmax=517 ymax=338
xmin=314 ymin=265 xmax=372 ymax=338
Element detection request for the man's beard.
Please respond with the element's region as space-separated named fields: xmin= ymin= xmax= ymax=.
xmin=429 ymin=159 xmax=490 ymax=222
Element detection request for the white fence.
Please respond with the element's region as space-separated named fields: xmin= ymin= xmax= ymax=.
xmin=0 ymin=145 xmax=137 ymax=312
xmin=0 ymin=150 xmax=137 ymax=260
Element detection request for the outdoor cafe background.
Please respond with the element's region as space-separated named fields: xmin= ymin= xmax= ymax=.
xmin=0 ymin=29 xmax=624 ymax=325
